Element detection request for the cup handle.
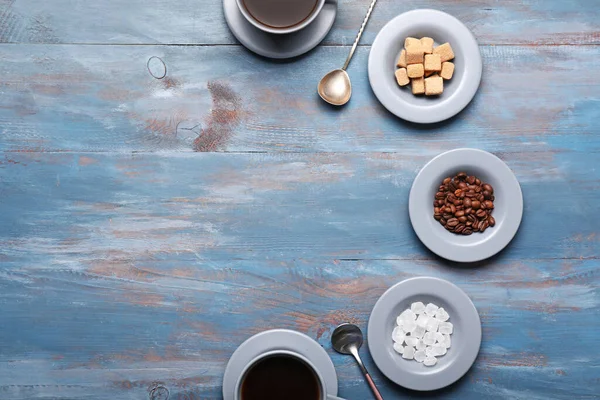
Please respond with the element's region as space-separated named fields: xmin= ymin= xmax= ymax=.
xmin=327 ymin=396 xmax=346 ymax=400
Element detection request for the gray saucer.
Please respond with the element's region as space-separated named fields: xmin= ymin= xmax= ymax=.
xmin=223 ymin=0 xmax=337 ymax=59
xmin=368 ymin=277 xmax=481 ymax=391
xmin=222 ymin=329 xmax=338 ymax=399
xmin=409 ymin=148 xmax=523 ymax=262
xmin=368 ymin=9 xmax=482 ymax=123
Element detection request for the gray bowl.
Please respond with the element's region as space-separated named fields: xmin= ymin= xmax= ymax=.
xmin=409 ymin=148 xmax=523 ymax=262
xmin=367 ymin=277 xmax=481 ymax=391
xmin=368 ymin=9 xmax=482 ymax=123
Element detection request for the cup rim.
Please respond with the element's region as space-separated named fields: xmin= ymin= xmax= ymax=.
xmin=235 ymin=0 xmax=325 ymax=34
xmin=234 ymin=350 xmax=326 ymax=400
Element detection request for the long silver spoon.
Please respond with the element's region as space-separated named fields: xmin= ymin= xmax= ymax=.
xmin=318 ymin=0 xmax=377 ymax=106
xmin=331 ymin=323 xmax=384 ymax=400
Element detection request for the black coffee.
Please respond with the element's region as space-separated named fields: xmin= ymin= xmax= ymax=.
xmin=242 ymin=0 xmax=319 ymax=28
xmin=241 ymin=355 xmax=321 ymax=400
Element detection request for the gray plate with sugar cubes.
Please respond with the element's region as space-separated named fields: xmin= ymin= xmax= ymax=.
xmin=368 ymin=277 xmax=481 ymax=391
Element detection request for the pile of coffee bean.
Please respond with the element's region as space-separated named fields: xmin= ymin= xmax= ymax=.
xmin=433 ymin=172 xmax=495 ymax=235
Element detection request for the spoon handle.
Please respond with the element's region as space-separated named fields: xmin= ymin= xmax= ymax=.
xmin=365 ymin=373 xmax=384 ymax=400
xmin=342 ymin=0 xmax=377 ymax=71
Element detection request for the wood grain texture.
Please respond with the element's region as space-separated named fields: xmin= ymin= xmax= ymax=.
xmin=0 ymin=0 xmax=599 ymax=45
xmin=1 ymin=45 xmax=600 ymax=154
xmin=1 ymin=0 xmax=599 ymax=399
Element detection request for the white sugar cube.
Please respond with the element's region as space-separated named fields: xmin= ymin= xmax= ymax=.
xmin=439 ymin=321 xmax=453 ymax=335
xmin=423 ymin=332 xmax=436 ymax=345
xmin=412 ymin=325 xmax=426 ymax=339
xmin=392 ymin=327 xmax=404 ymax=343
xmin=411 ymin=301 xmax=426 ymax=314
xmin=442 ymin=333 xmax=452 ymax=348
xmin=434 ymin=307 xmax=449 ymax=322
xmin=402 ymin=319 xmax=417 ymax=333
xmin=432 ymin=344 xmax=447 ymax=356
xmin=423 ymin=356 xmax=438 ymax=367
xmin=416 ymin=340 xmax=426 ymax=351
xmin=426 ymin=318 xmax=440 ymax=332
xmin=393 ymin=342 xmax=404 ymax=354
xmin=434 ymin=332 xmax=445 ymax=344
xmin=425 ymin=346 xmax=435 ymax=357
xmin=402 ymin=346 xmax=415 ymax=360
xmin=424 ymin=303 xmax=439 ymax=316
xmin=399 ymin=309 xmax=417 ymax=322
xmin=405 ymin=336 xmax=418 ymax=347
xmin=416 ymin=314 xmax=430 ymax=328
xmin=414 ymin=350 xmax=426 ymax=363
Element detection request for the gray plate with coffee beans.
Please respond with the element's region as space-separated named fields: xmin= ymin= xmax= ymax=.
xmin=409 ymin=148 xmax=523 ymax=262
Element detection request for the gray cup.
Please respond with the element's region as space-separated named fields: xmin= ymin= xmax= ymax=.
xmin=235 ymin=350 xmax=345 ymax=400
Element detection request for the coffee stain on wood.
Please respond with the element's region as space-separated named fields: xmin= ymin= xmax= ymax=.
xmin=193 ymin=81 xmax=242 ymax=152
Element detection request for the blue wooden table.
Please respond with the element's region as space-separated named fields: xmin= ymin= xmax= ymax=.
xmin=1 ymin=1 xmax=599 ymax=399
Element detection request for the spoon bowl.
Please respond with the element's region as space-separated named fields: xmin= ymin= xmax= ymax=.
xmin=318 ymin=69 xmax=352 ymax=106
xmin=331 ymin=323 xmax=364 ymax=354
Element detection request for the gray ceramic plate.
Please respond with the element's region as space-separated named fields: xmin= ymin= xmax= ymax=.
xmin=222 ymin=329 xmax=338 ymax=400
xmin=409 ymin=148 xmax=523 ymax=262
xmin=223 ymin=0 xmax=337 ymax=59
xmin=368 ymin=9 xmax=482 ymax=123
xmin=368 ymin=277 xmax=481 ymax=391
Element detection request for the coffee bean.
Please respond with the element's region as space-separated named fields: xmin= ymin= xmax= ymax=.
xmin=440 ymin=218 xmax=446 ymax=225
xmin=466 ymin=221 xmax=472 ymax=227
xmin=457 ymin=172 xmax=467 ymax=179
xmin=443 ymin=177 xmax=451 ymax=185
xmin=476 ymin=209 xmax=487 ymax=218
xmin=464 ymin=198 xmax=472 ymax=208
xmin=484 ymin=200 xmax=494 ymax=209
xmin=447 ymin=218 xmax=459 ymax=227
xmin=450 ymin=204 xmax=456 ymax=214
xmin=443 ymin=213 xmax=453 ymax=219
xmin=463 ymin=228 xmax=473 ymax=235
xmin=475 ymin=178 xmax=481 ymax=185
xmin=455 ymin=210 xmax=465 ymax=217
xmin=458 ymin=216 xmax=467 ymax=223
xmin=483 ymin=184 xmax=493 ymax=194
xmin=455 ymin=225 xmax=465 ymax=233
xmin=488 ymin=216 xmax=495 ymax=226
xmin=466 ymin=176 xmax=475 ymax=185
xmin=465 ymin=207 xmax=473 ymax=215
xmin=471 ymin=200 xmax=481 ymax=210
xmin=458 ymin=182 xmax=467 ymax=189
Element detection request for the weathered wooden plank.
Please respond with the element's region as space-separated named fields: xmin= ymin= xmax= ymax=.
xmin=1 ymin=152 xmax=598 ymax=262
xmin=1 ymin=45 xmax=599 ymax=154
xmin=0 ymin=0 xmax=599 ymax=45
xmin=0 ymin=257 xmax=598 ymax=399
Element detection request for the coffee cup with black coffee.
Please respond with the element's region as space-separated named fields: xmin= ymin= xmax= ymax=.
xmin=236 ymin=0 xmax=326 ymax=34
xmin=235 ymin=350 xmax=346 ymax=400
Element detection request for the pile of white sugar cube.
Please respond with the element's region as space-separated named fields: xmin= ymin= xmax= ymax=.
xmin=392 ymin=302 xmax=453 ymax=367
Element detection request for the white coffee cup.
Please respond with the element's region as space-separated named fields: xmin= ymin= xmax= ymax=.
xmin=236 ymin=0 xmax=326 ymax=34
xmin=234 ymin=350 xmax=346 ymax=400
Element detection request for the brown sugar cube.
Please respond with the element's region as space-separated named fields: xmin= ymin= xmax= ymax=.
xmin=424 ymin=54 xmax=442 ymax=72
xmin=425 ymin=74 xmax=444 ymax=96
xmin=404 ymin=37 xmax=421 ymax=49
xmin=433 ymin=42 xmax=455 ymax=62
xmin=406 ymin=46 xmax=425 ymax=64
xmin=396 ymin=49 xmax=407 ymax=68
xmin=440 ymin=62 xmax=455 ymax=80
xmin=411 ymin=77 xmax=425 ymax=95
xmin=407 ymin=63 xmax=424 ymax=78
xmin=420 ymin=37 xmax=434 ymax=54
xmin=395 ymin=68 xmax=410 ymax=86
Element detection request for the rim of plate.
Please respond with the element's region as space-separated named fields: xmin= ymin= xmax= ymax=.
xmin=368 ymin=9 xmax=482 ymax=123
xmin=409 ymin=148 xmax=523 ymax=262
xmin=367 ymin=277 xmax=482 ymax=391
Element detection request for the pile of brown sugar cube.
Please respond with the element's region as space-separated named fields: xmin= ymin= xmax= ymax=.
xmin=395 ymin=37 xmax=455 ymax=96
